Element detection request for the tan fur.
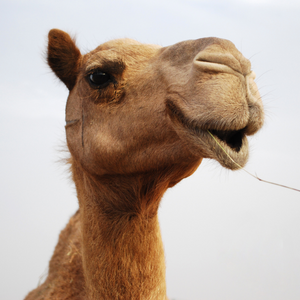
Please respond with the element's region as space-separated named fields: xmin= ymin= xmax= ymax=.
xmin=24 ymin=29 xmax=264 ymax=300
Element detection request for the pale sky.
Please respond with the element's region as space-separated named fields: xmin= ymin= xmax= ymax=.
xmin=1 ymin=1 xmax=300 ymax=299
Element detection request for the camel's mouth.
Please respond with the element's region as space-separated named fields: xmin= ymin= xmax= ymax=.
xmin=188 ymin=124 xmax=248 ymax=169
xmin=209 ymin=128 xmax=245 ymax=153
xmin=166 ymin=98 xmax=249 ymax=170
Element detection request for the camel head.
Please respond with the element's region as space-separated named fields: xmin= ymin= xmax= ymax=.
xmin=47 ymin=29 xmax=264 ymax=183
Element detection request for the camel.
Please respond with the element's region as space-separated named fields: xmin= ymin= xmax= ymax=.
xmin=24 ymin=29 xmax=264 ymax=300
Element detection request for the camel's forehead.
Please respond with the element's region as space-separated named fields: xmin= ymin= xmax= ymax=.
xmin=83 ymin=38 xmax=162 ymax=70
xmin=101 ymin=38 xmax=160 ymax=48
xmin=90 ymin=38 xmax=161 ymax=56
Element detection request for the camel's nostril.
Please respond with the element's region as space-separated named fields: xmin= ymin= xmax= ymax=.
xmin=193 ymin=59 xmax=240 ymax=76
xmin=194 ymin=45 xmax=243 ymax=75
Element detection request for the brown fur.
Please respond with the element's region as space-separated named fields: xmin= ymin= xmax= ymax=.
xmin=24 ymin=29 xmax=264 ymax=299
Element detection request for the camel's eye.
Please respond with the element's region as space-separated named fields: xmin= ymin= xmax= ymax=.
xmin=88 ymin=71 xmax=112 ymax=88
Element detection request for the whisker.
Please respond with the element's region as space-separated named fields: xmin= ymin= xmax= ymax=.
xmin=248 ymin=52 xmax=262 ymax=60
xmin=255 ymin=70 xmax=272 ymax=81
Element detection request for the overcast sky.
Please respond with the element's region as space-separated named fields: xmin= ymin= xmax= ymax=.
xmin=1 ymin=1 xmax=300 ymax=299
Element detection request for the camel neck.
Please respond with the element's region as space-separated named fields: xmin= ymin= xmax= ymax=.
xmin=72 ymin=162 xmax=168 ymax=299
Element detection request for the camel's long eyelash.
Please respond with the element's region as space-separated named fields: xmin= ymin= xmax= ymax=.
xmin=86 ymin=57 xmax=126 ymax=75
xmin=85 ymin=67 xmax=108 ymax=77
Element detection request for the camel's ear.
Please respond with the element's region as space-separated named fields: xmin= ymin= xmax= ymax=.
xmin=47 ymin=29 xmax=81 ymax=90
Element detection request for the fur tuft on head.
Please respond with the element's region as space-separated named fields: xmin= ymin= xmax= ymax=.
xmin=47 ymin=29 xmax=81 ymax=90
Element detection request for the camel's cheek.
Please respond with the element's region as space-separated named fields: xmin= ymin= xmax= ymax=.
xmin=79 ymin=125 xmax=178 ymax=175
xmin=76 ymin=103 xmax=196 ymax=176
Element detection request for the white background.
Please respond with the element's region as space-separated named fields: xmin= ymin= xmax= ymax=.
xmin=1 ymin=0 xmax=300 ymax=299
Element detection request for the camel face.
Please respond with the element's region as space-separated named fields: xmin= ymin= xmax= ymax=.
xmin=48 ymin=29 xmax=264 ymax=176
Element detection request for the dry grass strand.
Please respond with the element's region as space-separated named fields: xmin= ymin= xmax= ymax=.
xmin=207 ymin=130 xmax=300 ymax=192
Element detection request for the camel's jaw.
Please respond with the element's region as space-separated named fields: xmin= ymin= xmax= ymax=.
xmin=165 ymin=99 xmax=249 ymax=170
